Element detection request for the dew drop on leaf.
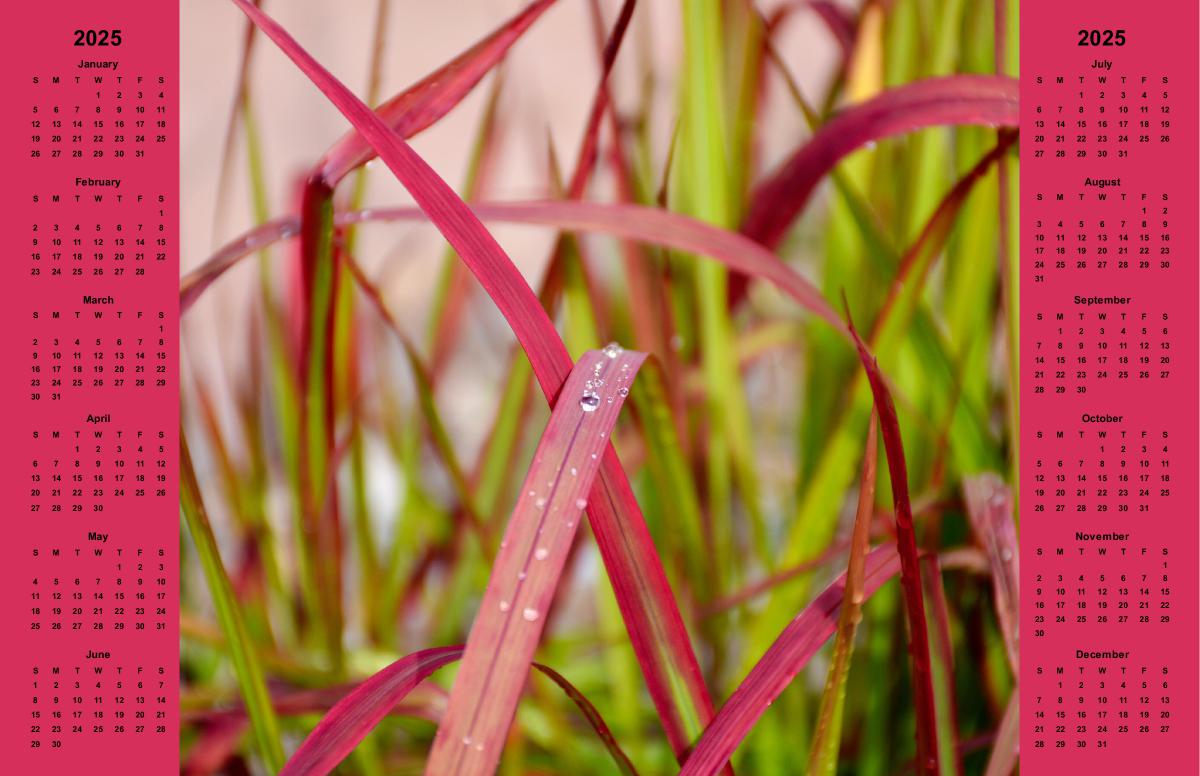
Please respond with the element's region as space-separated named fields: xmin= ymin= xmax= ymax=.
xmin=602 ymin=342 xmax=623 ymax=359
xmin=534 ymin=547 xmax=549 ymax=560
xmin=522 ymin=607 xmax=540 ymax=622
xmin=575 ymin=498 xmax=587 ymax=509
xmin=580 ymin=391 xmax=600 ymax=412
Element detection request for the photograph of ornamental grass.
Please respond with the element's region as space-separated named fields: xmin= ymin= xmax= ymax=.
xmin=180 ymin=0 xmax=1020 ymax=773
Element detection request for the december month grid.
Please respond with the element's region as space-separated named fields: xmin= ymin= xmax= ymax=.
xmin=1019 ymin=1 xmax=1198 ymax=771
xmin=0 ymin=2 xmax=179 ymax=773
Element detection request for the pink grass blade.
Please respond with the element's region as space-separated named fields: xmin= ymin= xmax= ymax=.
xmin=355 ymin=199 xmax=847 ymax=345
xmin=807 ymin=412 xmax=878 ymax=775
xmin=742 ymin=75 xmax=1019 ymax=249
xmin=845 ymin=318 xmax=940 ymax=776
xmin=228 ymin=1 xmax=718 ymax=761
xmin=313 ymin=0 xmax=558 ymax=187
xmin=426 ymin=347 xmax=645 ymax=775
xmin=279 ymin=647 xmax=464 ymax=776
xmin=678 ymin=544 xmax=902 ymax=776
xmin=963 ymin=475 xmax=1019 ymax=675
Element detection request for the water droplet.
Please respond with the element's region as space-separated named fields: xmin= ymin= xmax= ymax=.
xmin=566 ymin=520 xmax=575 ymax=528
xmin=517 ymin=571 xmax=526 ymax=581
xmin=575 ymin=498 xmax=587 ymax=509
xmin=570 ymin=467 xmax=577 ymax=476
xmin=535 ymin=496 xmax=547 ymax=509
xmin=474 ymin=742 xmax=484 ymax=752
xmin=602 ymin=342 xmax=623 ymax=359
xmin=462 ymin=736 xmax=473 ymax=747
xmin=618 ymin=386 xmax=629 ymax=397
xmin=606 ymin=396 xmax=615 ymax=404
xmin=590 ymin=453 xmax=598 ymax=459
xmin=580 ymin=391 xmax=601 ymax=412
xmin=522 ymin=607 xmax=540 ymax=621
xmin=527 ymin=490 xmax=536 ymax=497
xmin=499 ymin=600 xmax=511 ymax=612
xmin=1000 ymin=548 xmax=1013 ymax=562
xmin=534 ymin=547 xmax=549 ymax=560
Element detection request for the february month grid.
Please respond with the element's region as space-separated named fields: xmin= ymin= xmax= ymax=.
xmin=0 ymin=2 xmax=179 ymax=772
xmin=1019 ymin=0 xmax=1197 ymax=769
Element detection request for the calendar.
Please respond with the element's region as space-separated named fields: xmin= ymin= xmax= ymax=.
xmin=0 ymin=1 xmax=179 ymax=773
xmin=0 ymin=0 xmax=1195 ymax=774
xmin=1019 ymin=0 xmax=1197 ymax=769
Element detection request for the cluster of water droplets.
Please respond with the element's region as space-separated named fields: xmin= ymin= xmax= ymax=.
xmin=579 ymin=343 xmax=636 ymax=412
xmin=497 ymin=344 xmax=638 ymax=626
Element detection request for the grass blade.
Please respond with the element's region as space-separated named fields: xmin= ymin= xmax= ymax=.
xmin=529 ymin=663 xmax=641 ymax=776
xmin=426 ymin=348 xmax=645 ymax=775
xmin=679 ymin=544 xmax=902 ymax=775
xmin=185 ymin=201 xmax=847 ymax=335
xmin=272 ymin=644 xmax=637 ymax=776
xmin=963 ymin=475 xmax=1019 ymax=675
xmin=742 ymin=75 xmax=1018 ymax=248
xmin=279 ymin=646 xmax=463 ymax=776
xmin=313 ymin=0 xmax=558 ymax=187
xmin=845 ymin=318 xmax=939 ymax=775
xmin=806 ymin=412 xmax=877 ymax=775
xmin=181 ymin=433 xmax=286 ymax=772
xmin=228 ymin=1 xmax=719 ymax=759
xmin=920 ymin=555 xmax=963 ymax=776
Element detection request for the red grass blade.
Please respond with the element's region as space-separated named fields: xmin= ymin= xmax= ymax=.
xmin=963 ymin=474 xmax=1019 ymax=674
xmin=279 ymin=646 xmax=463 ymax=776
xmin=920 ymin=555 xmax=964 ymax=776
xmin=230 ymin=0 xmax=718 ymax=760
xmin=531 ymin=662 xmax=641 ymax=776
xmin=183 ymin=200 xmax=848 ymax=335
xmin=742 ymin=75 xmax=1019 ymax=248
xmin=427 ymin=347 xmax=645 ymax=775
xmin=845 ymin=317 xmax=940 ymax=776
xmin=678 ymin=544 xmax=902 ymax=775
xmin=313 ymin=0 xmax=558 ymax=187
xmin=202 ymin=642 xmax=634 ymax=776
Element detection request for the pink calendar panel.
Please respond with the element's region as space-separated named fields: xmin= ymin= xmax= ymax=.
xmin=0 ymin=1 xmax=178 ymax=771
xmin=1020 ymin=0 xmax=1197 ymax=769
